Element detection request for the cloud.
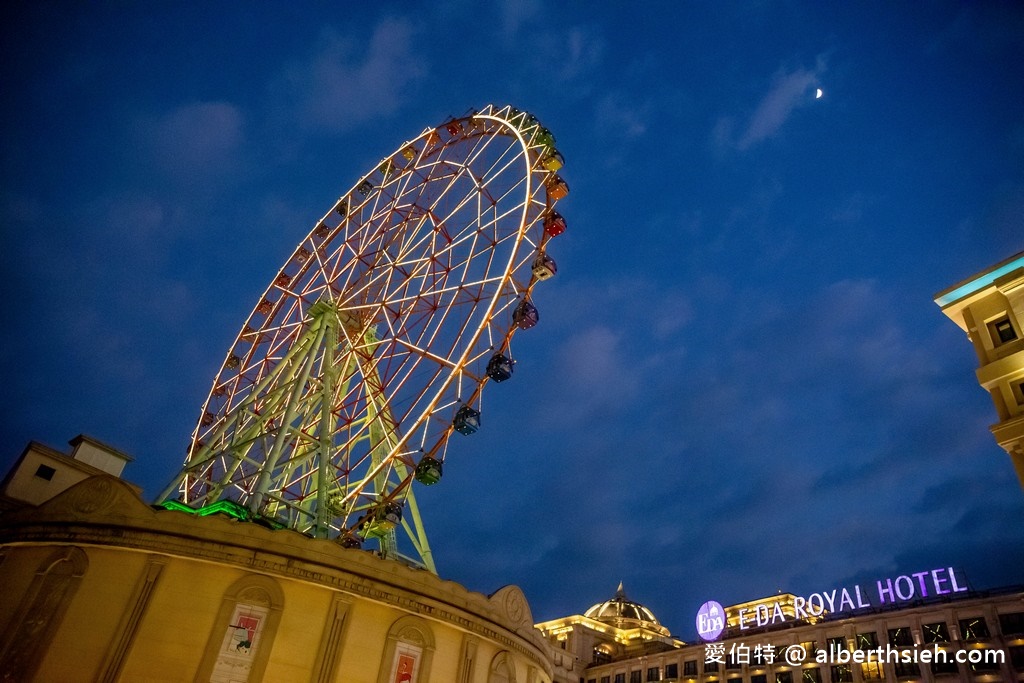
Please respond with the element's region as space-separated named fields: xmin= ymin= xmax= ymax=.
xmin=593 ymin=93 xmax=648 ymax=139
xmin=498 ymin=0 xmax=541 ymax=41
xmin=286 ymin=18 xmax=427 ymax=132
xmin=557 ymin=26 xmax=605 ymax=83
xmin=146 ymin=102 xmax=245 ymax=181
xmin=716 ymin=58 xmax=826 ymax=151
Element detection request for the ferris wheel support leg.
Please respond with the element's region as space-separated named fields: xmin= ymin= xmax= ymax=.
xmin=249 ymin=317 xmax=330 ymax=515
xmin=402 ymin=488 xmax=436 ymax=573
xmin=315 ymin=317 xmax=338 ymax=539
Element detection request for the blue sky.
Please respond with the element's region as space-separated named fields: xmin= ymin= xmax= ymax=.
xmin=2 ymin=2 xmax=1022 ymax=638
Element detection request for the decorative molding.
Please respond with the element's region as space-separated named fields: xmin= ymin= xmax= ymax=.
xmin=97 ymin=554 xmax=168 ymax=683
xmin=456 ymin=634 xmax=479 ymax=683
xmin=0 ymin=546 xmax=88 ymax=682
xmin=488 ymin=650 xmax=517 ymax=683
xmin=311 ymin=593 xmax=352 ymax=683
xmin=0 ymin=476 xmax=553 ymax=677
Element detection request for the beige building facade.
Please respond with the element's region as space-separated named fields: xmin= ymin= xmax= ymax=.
xmin=0 ymin=438 xmax=553 ymax=683
xmin=935 ymin=251 xmax=1024 ymax=488
xmin=538 ymin=585 xmax=1024 ymax=683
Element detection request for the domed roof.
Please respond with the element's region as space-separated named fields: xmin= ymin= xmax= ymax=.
xmin=584 ymin=582 xmax=669 ymax=635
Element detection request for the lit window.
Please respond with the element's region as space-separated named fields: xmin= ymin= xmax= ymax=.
xmin=860 ymin=661 xmax=884 ymax=680
xmin=856 ymin=632 xmax=878 ymax=650
xmin=830 ymin=664 xmax=853 ymax=682
xmin=990 ymin=316 xmax=1018 ymax=345
xmin=969 ymin=652 xmax=1000 ymax=672
xmin=923 ymin=621 xmax=950 ymax=643
xmin=887 ymin=627 xmax=914 ymax=647
xmin=959 ymin=617 xmax=990 ymax=641
xmin=801 ymin=667 xmax=821 ymax=683
xmin=775 ymin=672 xmax=793 ymax=683
xmin=34 ymin=464 xmax=56 ymax=481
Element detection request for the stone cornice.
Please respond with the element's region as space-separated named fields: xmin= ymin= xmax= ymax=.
xmin=0 ymin=475 xmax=553 ymax=675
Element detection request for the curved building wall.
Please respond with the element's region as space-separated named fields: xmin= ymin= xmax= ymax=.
xmin=0 ymin=475 xmax=552 ymax=683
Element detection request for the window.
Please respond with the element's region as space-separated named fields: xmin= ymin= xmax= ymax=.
xmin=682 ymin=660 xmax=696 ymax=676
xmin=1000 ymin=612 xmax=1024 ymax=636
xmin=856 ymin=631 xmax=878 ymax=650
xmin=1009 ymin=645 xmax=1024 ymax=670
xmin=600 ymin=677 xmax=610 ymax=683
xmin=775 ymin=673 xmax=793 ymax=683
xmin=959 ymin=617 xmax=990 ymax=641
xmin=703 ymin=660 xmax=718 ymax=673
xmin=801 ymin=667 xmax=821 ymax=683
xmin=990 ymin=316 xmax=1018 ymax=345
xmin=630 ymin=671 xmax=642 ymax=683
xmin=800 ymin=640 xmax=817 ymax=657
xmin=888 ymin=626 xmax=914 ymax=647
xmin=34 ymin=464 xmax=56 ymax=480
xmin=614 ymin=674 xmax=625 ymax=683
xmin=923 ymin=621 xmax=950 ymax=643
xmin=664 ymin=663 xmax=678 ymax=678
xmin=594 ymin=647 xmax=612 ymax=665
xmin=751 ymin=675 xmax=767 ymax=683
xmin=931 ymin=659 xmax=959 ymax=675
xmin=860 ymin=661 xmax=883 ymax=680
xmin=725 ymin=652 xmax=741 ymax=669
xmin=196 ymin=574 xmax=285 ymax=683
xmin=893 ymin=661 xmax=919 ymax=677
xmin=827 ymin=636 xmax=846 ymax=653
xmin=646 ymin=666 xmax=660 ymax=681
xmin=969 ymin=654 xmax=1000 ymax=672
xmin=830 ymin=664 xmax=853 ymax=682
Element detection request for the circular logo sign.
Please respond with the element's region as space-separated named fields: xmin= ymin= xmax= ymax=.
xmin=696 ymin=600 xmax=725 ymax=641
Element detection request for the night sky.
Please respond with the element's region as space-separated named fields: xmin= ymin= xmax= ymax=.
xmin=3 ymin=2 xmax=1023 ymax=640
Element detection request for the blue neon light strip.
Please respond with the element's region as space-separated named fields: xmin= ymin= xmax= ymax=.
xmin=935 ymin=255 xmax=1024 ymax=307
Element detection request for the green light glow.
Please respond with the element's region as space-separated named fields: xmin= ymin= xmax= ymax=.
xmin=196 ymin=499 xmax=251 ymax=520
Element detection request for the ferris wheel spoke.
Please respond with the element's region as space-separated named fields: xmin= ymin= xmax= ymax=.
xmin=166 ymin=105 xmax=567 ymax=573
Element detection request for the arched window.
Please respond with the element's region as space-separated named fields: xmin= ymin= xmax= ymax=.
xmin=195 ymin=574 xmax=285 ymax=682
xmin=489 ymin=650 xmax=518 ymax=683
xmin=376 ymin=615 xmax=436 ymax=683
xmin=0 ymin=547 xmax=89 ymax=681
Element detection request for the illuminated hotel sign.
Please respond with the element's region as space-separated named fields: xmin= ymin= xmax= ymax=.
xmin=697 ymin=566 xmax=968 ymax=641
xmin=696 ymin=601 xmax=726 ymax=641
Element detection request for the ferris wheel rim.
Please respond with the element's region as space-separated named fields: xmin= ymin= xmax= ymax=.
xmin=163 ymin=105 xmax=567 ymax=564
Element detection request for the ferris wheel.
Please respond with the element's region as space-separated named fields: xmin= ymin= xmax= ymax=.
xmin=158 ymin=104 xmax=570 ymax=573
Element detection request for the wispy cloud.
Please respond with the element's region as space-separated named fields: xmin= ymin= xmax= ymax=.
xmin=716 ymin=58 xmax=826 ymax=151
xmin=594 ymin=93 xmax=648 ymax=139
xmin=284 ymin=18 xmax=427 ymax=133
xmin=144 ymin=102 xmax=246 ymax=181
